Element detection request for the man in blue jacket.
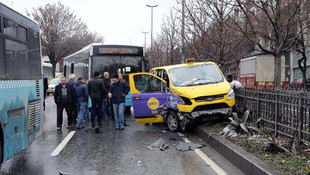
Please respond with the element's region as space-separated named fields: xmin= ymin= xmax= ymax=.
xmin=73 ymin=77 xmax=89 ymax=129
xmin=108 ymin=74 xmax=129 ymax=130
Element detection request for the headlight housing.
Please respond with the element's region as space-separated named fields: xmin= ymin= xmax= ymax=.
xmin=227 ymin=88 xmax=235 ymax=101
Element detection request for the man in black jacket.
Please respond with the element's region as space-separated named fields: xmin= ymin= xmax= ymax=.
xmin=54 ymin=76 xmax=75 ymax=130
xmin=88 ymin=72 xmax=108 ymax=128
xmin=68 ymin=74 xmax=77 ymax=124
xmin=108 ymin=74 xmax=129 ymax=130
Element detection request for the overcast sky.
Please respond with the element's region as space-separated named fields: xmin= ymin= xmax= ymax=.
xmin=2 ymin=0 xmax=179 ymax=47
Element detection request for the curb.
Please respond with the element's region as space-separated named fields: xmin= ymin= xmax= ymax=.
xmin=194 ymin=126 xmax=282 ymax=175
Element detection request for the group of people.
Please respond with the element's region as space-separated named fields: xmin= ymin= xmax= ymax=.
xmin=54 ymin=72 xmax=129 ymax=131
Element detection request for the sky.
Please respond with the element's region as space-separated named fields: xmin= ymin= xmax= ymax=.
xmin=2 ymin=0 xmax=179 ymax=47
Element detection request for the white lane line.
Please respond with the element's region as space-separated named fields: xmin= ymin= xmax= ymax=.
xmin=51 ymin=131 xmax=76 ymax=156
xmin=177 ymin=132 xmax=228 ymax=175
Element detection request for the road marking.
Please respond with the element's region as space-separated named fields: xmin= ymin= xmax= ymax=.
xmin=51 ymin=131 xmax=76 ymax=156
xmin=177 ymin=132 xmax=228 ymax=175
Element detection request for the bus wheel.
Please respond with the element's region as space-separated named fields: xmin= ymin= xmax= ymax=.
xmin=167 ymin=111 xmax=180 ymax=132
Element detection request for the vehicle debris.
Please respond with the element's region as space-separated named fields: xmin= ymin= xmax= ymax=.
xmin=176 ymin=142 xmax=205 ymax=152
xmin=147 ymin=138 xmax=169 ymax=151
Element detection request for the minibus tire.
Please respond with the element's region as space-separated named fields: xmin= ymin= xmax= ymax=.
xmin=167 ymin=111 xmax=180 ymax=132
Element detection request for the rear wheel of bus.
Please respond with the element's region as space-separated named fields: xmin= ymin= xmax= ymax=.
xmin=167 ymin=111 xmax=180 ymax=132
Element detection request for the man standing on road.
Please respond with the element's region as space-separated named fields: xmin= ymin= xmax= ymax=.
xmin=88 ymin=72 xmax=108 ymax=129
xmin=108 ymin=74 xmax=129 ymax=130
xmin=54 ymin=76 xmax=75 ymax=130
xmin=102 ymin=72 xmax=111 ymax=119
xmin=68 ymin=74 xmax=78 ymax=124
xmin=73 ymin=77 xmax=89 ymax=129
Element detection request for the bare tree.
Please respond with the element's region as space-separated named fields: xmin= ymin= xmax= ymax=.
xmin=181 ymin=0 xmax=246 ymax=74
xmin=295 ymin=1 xmax=310 ymax=89
xmin=234 ymin=0 xmax=309 ymax=90
xmin=147 ymin=9 xmax=181 ymax=67
xmin=30 ymin=2 xmax=104 ymax=77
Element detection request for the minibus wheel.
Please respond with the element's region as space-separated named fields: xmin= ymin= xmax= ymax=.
xmin=167 ymin=111 xmax=180 ymax=132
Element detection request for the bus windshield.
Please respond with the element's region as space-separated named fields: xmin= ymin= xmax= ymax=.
xmin=169 ymin=64 xmax=223 ymax=87
xmin=92 ymin=56 xmax=144 ymax=76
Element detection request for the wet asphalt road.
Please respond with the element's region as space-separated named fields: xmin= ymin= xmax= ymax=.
xmin=0 ymin=96 xmax=244 ymax=175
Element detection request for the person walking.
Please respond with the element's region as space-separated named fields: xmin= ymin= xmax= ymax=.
xmin=118 ymin=74 xmax=126 ymax=83
xmin=68 ymin=74 xmax=78 ymax=123
xmin=73 ymin=77 xmax=89 ymax=129
xmin=102 ymin=72 xmax=111 ymax=119
xmin=88 ymin=72 xmax=108 ymax=128
xmin=54 ymin=76 xmax=75 ymax=130
xmin=108 ymin=74 xmax=129 ymax=130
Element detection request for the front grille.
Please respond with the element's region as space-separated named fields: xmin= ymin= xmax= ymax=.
xmin=28 ymin=100 xmax=41 ymax=131
xmin=194 ymin=94 xmax=226 ymax=102
xmin=35 ymin=80 xmax=40 ymax=97
xmin=193 ymin=103 xmax=229 ymax=112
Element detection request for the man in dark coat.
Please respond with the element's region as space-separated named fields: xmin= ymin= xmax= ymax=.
xmin=108 ymin=74 xmax=129 ymax=130
xmin=68 ymin=74 xmax=78 ymax=123
xmin=54 ymin=76 xmax=75 ymax=130
xmin=88 ymin=72 xmax=108 ymax=128
xmin=102 ymin=72 xmax=111 ymax=118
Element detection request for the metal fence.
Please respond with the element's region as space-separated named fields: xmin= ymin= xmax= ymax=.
xmin=235 ymin=88 xmax=310 ymax=143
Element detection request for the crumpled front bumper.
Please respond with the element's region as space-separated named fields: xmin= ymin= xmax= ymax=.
xmin=190 ymin=108 xmax=232 ymax=118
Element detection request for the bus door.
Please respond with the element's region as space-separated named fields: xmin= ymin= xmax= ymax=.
xmin=129 ymin=73 xmax=168 ymax=124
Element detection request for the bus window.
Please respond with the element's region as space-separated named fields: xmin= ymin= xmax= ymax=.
xmin=4 ymin=18 xmax=17 ymax=39
xmin=17 ymin=25 xmax=28 ymax=42
xmin=5 ymin=39 xmax=30 ymax=79
xmin=0 ymin=35 xmax=5 ymax=78
xmin=29 ymin=30 xmax=41 ymax=79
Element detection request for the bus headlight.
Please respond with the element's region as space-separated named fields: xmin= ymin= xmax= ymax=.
xmin=227 ymin=88 xmax=235 ymax=101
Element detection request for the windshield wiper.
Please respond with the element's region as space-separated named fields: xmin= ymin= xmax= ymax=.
xmin=186 ymin=78 xmax=210 ymax=86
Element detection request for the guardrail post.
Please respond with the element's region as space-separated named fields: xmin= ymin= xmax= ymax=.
xmin=298 ymin=92 xmax=304 ymax=144
xmin=256 ymin=90 xmax=260 ymax=120
xmin=274 ymin=90 xmax=278 ymax=137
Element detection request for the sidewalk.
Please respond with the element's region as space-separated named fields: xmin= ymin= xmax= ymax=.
xmin=193 ymin=125 xmax=283 ymax=175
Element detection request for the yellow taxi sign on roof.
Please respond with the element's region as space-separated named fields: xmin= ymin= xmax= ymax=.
xmin=186 ymin=58 xmax=195 ymax=64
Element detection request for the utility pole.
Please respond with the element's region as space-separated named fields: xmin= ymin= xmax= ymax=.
xmin=142 ymin=31 xmax=149 ymax=49
xmin=181 ymin=0 xmax=185 ymax=63
xmin=146 ymin=4 xmax=158 ymax=50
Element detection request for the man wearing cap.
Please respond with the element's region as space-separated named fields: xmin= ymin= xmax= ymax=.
xmin=108 ymin=74 xmax=129 ymax=130
xmin=88 ymin=72 xmax=108 ymax=128
xmin=68 ymin=74 xmax=78 ymax=123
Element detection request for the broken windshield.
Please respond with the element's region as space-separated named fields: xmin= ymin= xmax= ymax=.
xmin=169 ymin=64 xmax=224 ymax=87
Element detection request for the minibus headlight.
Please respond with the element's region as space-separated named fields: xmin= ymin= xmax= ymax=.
xmin=227 ymin=88 xmax=235 ymax=101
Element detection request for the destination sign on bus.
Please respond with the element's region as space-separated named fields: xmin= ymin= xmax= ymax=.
xmin=99 ymin=48 xmax=139 ymax=55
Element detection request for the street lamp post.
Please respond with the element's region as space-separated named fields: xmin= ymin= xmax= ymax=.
xmin=142 ymin=31 xmax=149 ymax=49
xmin=146 ymin=4 xmax=158 ymax=50
xmin=181 ymin=0 xmax=185 ymax=63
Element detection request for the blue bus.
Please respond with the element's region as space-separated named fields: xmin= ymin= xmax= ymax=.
xmin=63 ymin=44 xmax=148 ymax=112
xmin=0 ymin=3 xmax=43 ymax=164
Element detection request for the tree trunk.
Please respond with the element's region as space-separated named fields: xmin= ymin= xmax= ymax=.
xmin=298 ymin=56 xmax=307 ymax=90
xmin=51 ymin=63 xmax=56 ymax=78
xmin=274 ymin=54 xmax=282 ymax=90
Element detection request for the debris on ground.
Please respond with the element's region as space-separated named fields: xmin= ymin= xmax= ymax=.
xmin=147 ymin=138 xmax=169 ymax=151
xmin=176 ymin=142 xmax=205 ymax=152
xmin=137 ymin=160 xmax=142 ymax=166
xmin=169 ymin=136 xmax=184 ymax=142
xmin=59 ymin=172 xmax=68 ymax=175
